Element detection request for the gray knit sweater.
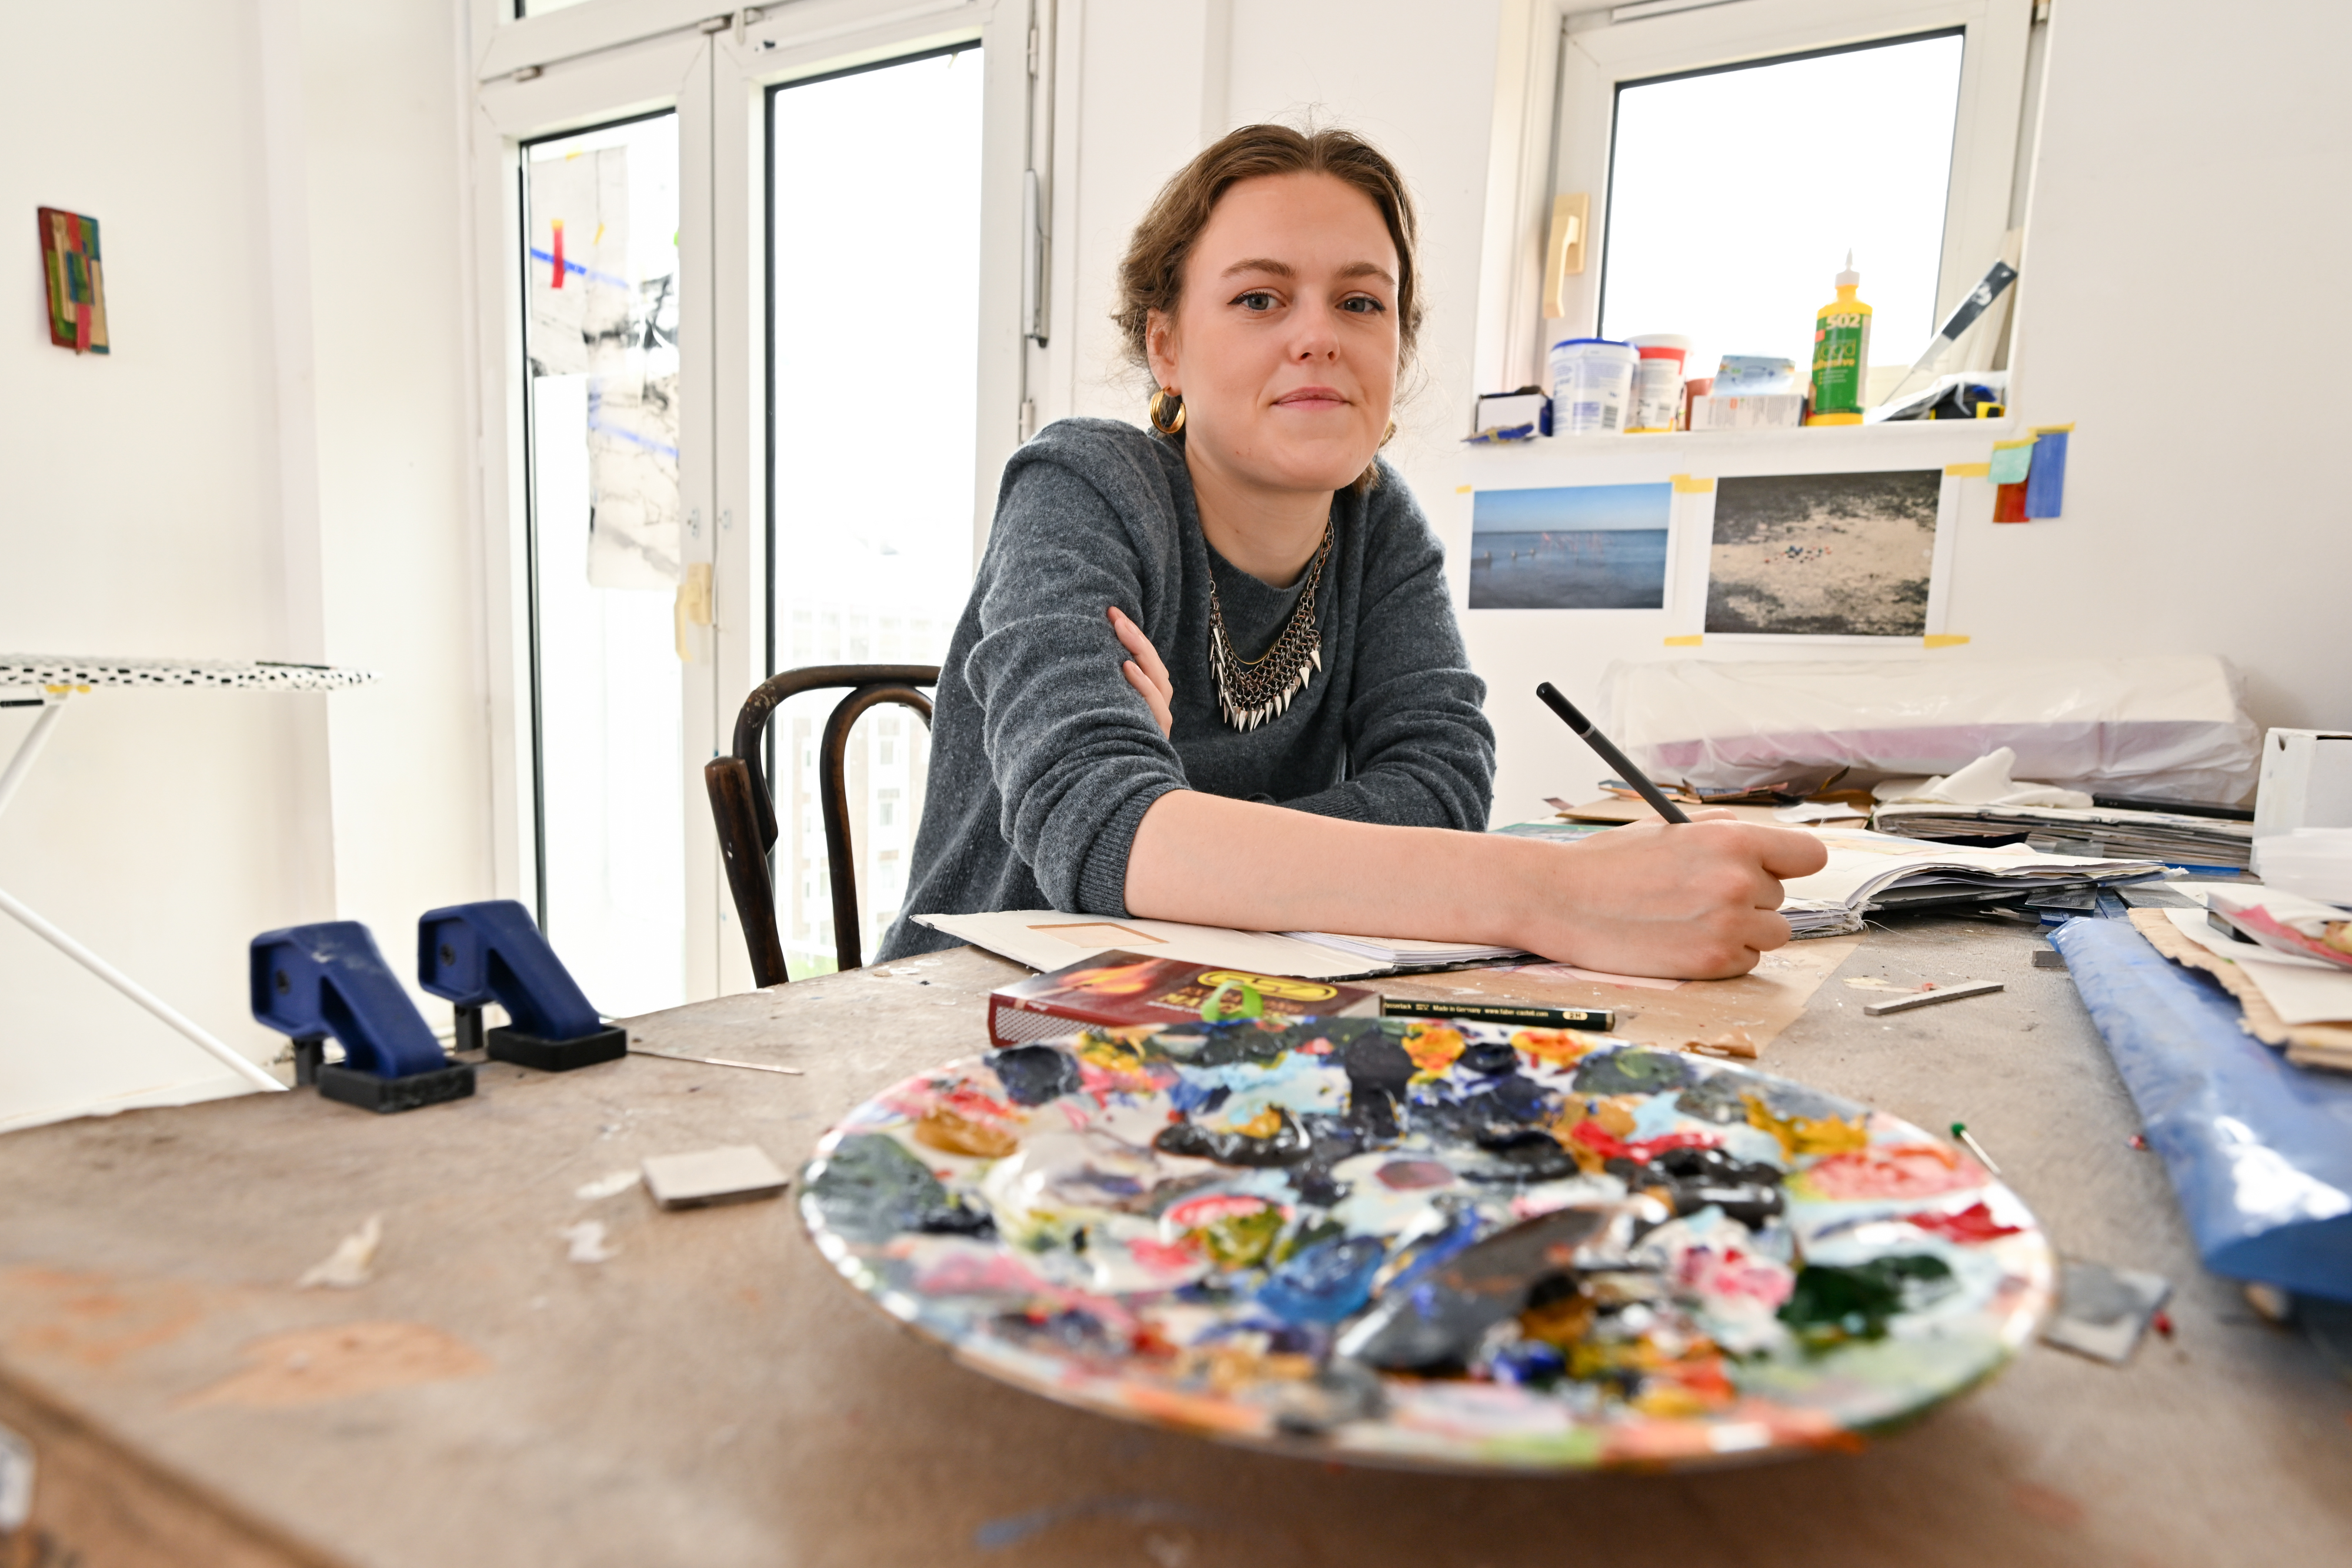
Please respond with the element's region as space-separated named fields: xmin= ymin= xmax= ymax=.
xmin=876 ymin=417 xmax=1494 ymax=961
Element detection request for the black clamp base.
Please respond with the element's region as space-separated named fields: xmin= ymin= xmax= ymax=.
xmin=317 ymin=1061 xmax=478 ymax=1114
xmin=487 ymin=1023 xmax=628 ymax=1073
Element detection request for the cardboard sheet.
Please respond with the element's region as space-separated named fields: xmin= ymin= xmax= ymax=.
xmin=1375 ymin=935 xmax=1863 ymax=1055
xmin=2130 ymin=909 xmax=2352 ymax=1071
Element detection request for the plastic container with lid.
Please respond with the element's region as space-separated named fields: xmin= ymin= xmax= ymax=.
xmin=1625 ymin=333 xmax=1693 ymax=433
xmin=1547 ymin=338 xmax=1638 ymax=436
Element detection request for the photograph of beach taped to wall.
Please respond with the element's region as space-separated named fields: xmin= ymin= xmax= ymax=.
xmin=1469 ymin=482 xmax=1672 ymax=610
xmin=1704 ymin=469 xmax=1941 ymax=636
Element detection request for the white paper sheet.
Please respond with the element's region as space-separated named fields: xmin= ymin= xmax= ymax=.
xmin=914 ymin=912 xmax=1394 ymax=979
xmin=2160 ymin=907 xmax=2352 ymax=1024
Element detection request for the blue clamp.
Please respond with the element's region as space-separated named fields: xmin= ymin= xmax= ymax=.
xmin=416 ymin=900 xmax=626 ymax=1073
xmin=251 ymin=922 xmax=476 ymax=1113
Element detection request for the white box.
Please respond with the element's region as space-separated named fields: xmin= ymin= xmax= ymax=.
xmin=2254 ymin=729 xmax=2352 ymax=836
xmin=1690 ymin=393 xmax=1805 ymax=430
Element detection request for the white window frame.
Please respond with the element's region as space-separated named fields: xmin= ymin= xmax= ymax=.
xmin=463 ymin=0 xmax=1037 ymax=999
xmin=1480 ymin=0 xmax=2033 ymax=398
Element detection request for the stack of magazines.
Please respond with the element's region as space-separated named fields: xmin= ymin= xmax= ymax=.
xmin=1871 ymin=801 xmax=2254 ymax=870
xmin=1779 ymin=827 xmax=2169 ymax=938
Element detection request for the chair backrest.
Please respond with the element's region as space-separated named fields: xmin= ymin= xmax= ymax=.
xmin=705 ymin=665 xmax=938 ymax=986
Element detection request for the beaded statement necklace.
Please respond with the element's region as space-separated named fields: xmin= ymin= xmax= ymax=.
xmin=1206 ymin=518 xmax=1333 ymax=732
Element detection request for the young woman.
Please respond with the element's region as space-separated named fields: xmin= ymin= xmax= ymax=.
xmin=879 ymin=125 xmax=1824 ymax=977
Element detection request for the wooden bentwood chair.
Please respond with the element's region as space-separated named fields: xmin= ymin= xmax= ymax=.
xmin=705 ymin=664 xmax=939 ymax=986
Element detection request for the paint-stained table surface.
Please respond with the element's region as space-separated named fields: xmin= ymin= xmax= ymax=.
xmin=2 ymin=926 xmax=2348 ymax=1568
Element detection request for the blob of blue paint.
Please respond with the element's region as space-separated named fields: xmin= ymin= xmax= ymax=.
xmin=1255 ymin=1236 xmax=1387 ymax=1324
xmin=1167 ymin=1079 xmax=1230 ymax=1115
xmin=988 ymin=1044 xmax=1082 ymax=1106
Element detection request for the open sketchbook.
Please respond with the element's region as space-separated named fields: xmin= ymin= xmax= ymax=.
xmin=916 ymin=828 xmax=2167 ymax=976
xmin=913 ymin=912 xmax=1522 ymax=981
xmin=1780 ymin=827 xmax=2167 ymax=937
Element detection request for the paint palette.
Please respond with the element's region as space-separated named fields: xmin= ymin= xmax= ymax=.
xmin=799 ymin=1017 xmax=2054 ymax=1472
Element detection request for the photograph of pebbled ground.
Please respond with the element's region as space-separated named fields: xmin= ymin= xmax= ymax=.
xmin=1704 ymin=468 xmax=1941 ymax=636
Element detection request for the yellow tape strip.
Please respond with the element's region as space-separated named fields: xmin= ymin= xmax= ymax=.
xmin=1992 ymin=438 xmax=2037 ymax=450
xmin=1455 ymin=485 xmax=1473 ymax=494
xmin=1923 ymin=634 xmax=1971 ymax=649
xmin=2031 ymin=422 xmax=2076 ymax=435
xmin=1944 ymin=463 xmax=1990 ymax=478
xmin=1670 ymin=475 xmax=1714 ymax=493
xmin=1663 ymin=635 xmax=1703 ymax=647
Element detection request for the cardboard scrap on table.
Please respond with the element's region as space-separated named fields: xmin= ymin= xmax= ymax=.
xmin=1377 ymin=935 xmax=1863 ymax=1059
xmin=2129 ymin=909 xmax=2352 ymax=1073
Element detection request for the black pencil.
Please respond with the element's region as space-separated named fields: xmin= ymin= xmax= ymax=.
xmin=1534 ymin=682 xmax=1692 ymax=825
xmin=1380 ymin=999 xmax=1615 ymax=1032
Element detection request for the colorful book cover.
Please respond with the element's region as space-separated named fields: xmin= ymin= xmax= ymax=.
xmin=38 ymin=207 xmax=109 ymax=355
xmin=988 ymin=950 xmax=1380 ymax=1046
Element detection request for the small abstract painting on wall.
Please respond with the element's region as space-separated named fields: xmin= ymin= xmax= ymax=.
xmin=38 ymin=208 xmax=109 ymax=354
xmin=1704 ymin=469 xmax=1941 ymax=636
xmin=1468 ymin=482 xmax=1672 ymax=609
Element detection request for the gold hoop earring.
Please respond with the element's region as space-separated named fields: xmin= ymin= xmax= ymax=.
xmin=1148 ymin=388 xmax=1187 ymax=436
xmin=1380 ymin=420 xmax=1397 ymax=447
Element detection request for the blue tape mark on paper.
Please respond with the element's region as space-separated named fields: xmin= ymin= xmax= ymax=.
xmin=2051 ymin=918 xmax=2352 ymax=1303
xmin=2024 ymin=428 xmax=2069 ymax=518
xmin=526 ymin=245 xmax=634 ymax=292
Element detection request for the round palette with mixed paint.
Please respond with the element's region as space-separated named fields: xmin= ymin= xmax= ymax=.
xmin=798 ymin=1017 xmax=2054 ymax=1472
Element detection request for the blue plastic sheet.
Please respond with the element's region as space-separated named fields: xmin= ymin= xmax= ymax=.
xmin=2053 ymin=918 xmax=2352 ymax=1302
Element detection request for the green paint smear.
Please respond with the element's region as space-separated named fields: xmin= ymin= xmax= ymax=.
xmin=1572 ymin=1048 xmax=1693 ymax=1095
xmin=1192 ymin=1206 xmax=1285 ymax=1269
xmin=1777 ymin=1255 xmax=1954 ymax=1347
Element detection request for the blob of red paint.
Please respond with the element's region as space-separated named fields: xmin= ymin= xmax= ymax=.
xmin=1902 ymin=1201 xmax=2024 ymax=1242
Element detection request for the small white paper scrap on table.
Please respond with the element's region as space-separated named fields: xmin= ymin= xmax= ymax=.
xmin=642 ymin=1145 xmax=791 ymax=1210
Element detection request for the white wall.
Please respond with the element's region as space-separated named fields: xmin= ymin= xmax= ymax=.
xmin=1039 ymin=0 xmax=2348 ymax=825
xmin=1953 ymin=0 xmax=2349 ymax=731
xmin=297 ymin=0 xmax=493 ymax=1009
xmin=0 ymin=0 xmax=489 ymax=1132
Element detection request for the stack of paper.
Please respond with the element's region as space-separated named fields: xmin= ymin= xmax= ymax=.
xmin=1777 ymin=828 xmax=2168 ymax=938
xmin=1872 ymin=801 xmax=2253 ymax=869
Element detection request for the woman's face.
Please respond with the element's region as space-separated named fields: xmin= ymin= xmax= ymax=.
xmin=1146 ymin=171 xmax=1402 ymax=498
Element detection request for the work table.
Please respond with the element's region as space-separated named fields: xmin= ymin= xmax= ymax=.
xmin=1 ymin=923 xmax=2346 ymax=1567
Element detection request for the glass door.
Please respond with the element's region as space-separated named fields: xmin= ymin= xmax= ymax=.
xmin=473 ymin=0 xmax=1030 ymax=1000
xmin=519 ymin=111 xmax=688 ymax=1017
xmin=765 ymin=47 xmax=988 ymax=976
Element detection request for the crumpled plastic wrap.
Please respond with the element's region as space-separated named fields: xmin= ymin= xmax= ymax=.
xmin=1598 ymin=656 xmax=2259 ymax=802
xmin=2052 ymin=918 xmax=2352 ymax=1303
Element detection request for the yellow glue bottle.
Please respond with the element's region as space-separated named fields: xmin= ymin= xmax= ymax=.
xmin=1807 ymin=251 xmax=1871 ymax=425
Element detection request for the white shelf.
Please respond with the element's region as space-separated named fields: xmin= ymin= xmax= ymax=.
xmin=1454 ymin=417 xmax=2017 ymax=487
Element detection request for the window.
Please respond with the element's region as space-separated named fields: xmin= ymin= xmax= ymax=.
xmin=1533 ymin=0 xmax=2034 ymax=406
xmin=1599 ymin=32 xmax=1966 ymax=381
xmin=877 ymin=789 xmax=899 ymax=828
